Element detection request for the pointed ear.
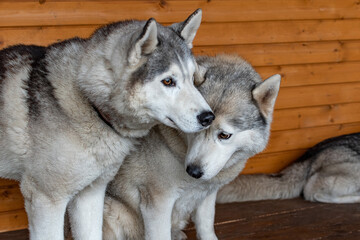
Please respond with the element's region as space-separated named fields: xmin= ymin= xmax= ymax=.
xmin=170 ymin=9 xmax=202 ymax=49
xmin=193 ymin=63 xmax=207 ymax=87
xmin=129 ymin=18 xmax=158 ymax=66
xmin=252 ymin=74 xmax=281 ymax=119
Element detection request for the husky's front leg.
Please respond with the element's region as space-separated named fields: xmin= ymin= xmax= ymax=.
xmin=21 ymin=177 xmax=69 ymax=240
xmin=140 ymin=190 xmax=176 ymax=240
xmin=192 ymin=191 xmax=218 ymax=240
xmin=68 ymin=180 xmax=108 ymax=240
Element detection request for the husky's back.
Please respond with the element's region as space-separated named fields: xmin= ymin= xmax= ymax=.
xmin=0 ymin=45 xmax=47 ymax=180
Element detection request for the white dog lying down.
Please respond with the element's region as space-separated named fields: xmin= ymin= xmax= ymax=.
xmin=218 ymin=132 xmax=360 ymax=204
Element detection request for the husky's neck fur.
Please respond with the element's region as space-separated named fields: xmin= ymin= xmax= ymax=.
xmin=89 ymin=100 xmax=156 ymax=138
xmin=75 ymin=25 xmax=159 ymax=138
xmin=91 ymin=103 xmax=120 ymax=135
xmin=157 ymin=125 xmax=188 ymax=159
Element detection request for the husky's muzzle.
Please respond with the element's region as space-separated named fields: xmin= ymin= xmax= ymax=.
xmin=197 ymin=111 xmax=215 ymax=127
xmin=186 ymin=164 xmax=204 ymax=179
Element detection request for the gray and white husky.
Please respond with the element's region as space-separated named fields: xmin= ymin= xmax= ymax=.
xmin=102 ymin=55 xmax=281 ymax=240
xmin=0 ymin=9 xmax=214 ymax=240
xmin=217 ymin=132 xmax=360 ymax=204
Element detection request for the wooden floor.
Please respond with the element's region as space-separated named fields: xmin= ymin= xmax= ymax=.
xmin=1 ymin=198 xmax=360 ymax=240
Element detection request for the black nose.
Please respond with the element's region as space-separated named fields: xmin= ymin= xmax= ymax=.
xmin=186 ymin=165 xmax=204 ymax=179
xmin=197 ymin=111 xmax=215 ymax=127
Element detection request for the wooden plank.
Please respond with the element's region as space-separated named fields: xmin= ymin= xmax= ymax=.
xmin=0 ymin=179 xmax=19 ymax=188
xmin=343 ymin=40 xmax=360 ymax=61
xmin=0 ymin=25 xmax=95 ymax=48
xmin=2 ymin=20 xmax=360 ymax=48
xmin=264 ymin=122 xmax=360 ymax=154
xmin=275 ymin=82 xmax=360 ymax=110
xmin=2 ymin=199 xmax=360 ymax=239
xmin=185 ymin=200 xmax=360 ymax=240
xmin=196 ymin=41 xmax=360 ymax=67
xmin=0 ymin=229 xmax=28 ymax=240
xmin=194 ymin=41 xmax=344 ymax=67
xmin=1 ymin=0 xmax=360 ymax=27
xmin=0 ymin=187 xmax=24 ymax=213
xmin=242 ymin=150 xmax=305 ymax=174
xmin=0 ymin=229 xmax=29 ymax=240
xmin=195 ymin=19 xmax=360 ymax=46
xmin=256 ymin=61 xmax=360 ymax=87
xmin=0 ymin=210 xmax=27 ymax=233
xmin=272 ymin=102 xmax=360 ymax=131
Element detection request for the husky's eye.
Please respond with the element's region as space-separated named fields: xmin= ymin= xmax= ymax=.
xmin=161 ymin=77 xmax=176 ymax=87
xmin=218 ymin=132 xmax=232 ymax=140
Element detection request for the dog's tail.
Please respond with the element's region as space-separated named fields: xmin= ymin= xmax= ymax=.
xmin=216 ymin=158 xmax=312 ymax=203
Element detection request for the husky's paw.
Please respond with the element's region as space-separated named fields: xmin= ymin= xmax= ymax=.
xmin=171 ymin=230 xmax=187 ymax=240
xmin=197 ymin=233 xmax=218 ymax=240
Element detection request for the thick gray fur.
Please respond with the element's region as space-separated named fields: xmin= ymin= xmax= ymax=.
xmin=217 ymin=132 xmax=360 ymax=204
xmin=0 ymin=9 xmax=212 ymax=240
xmin=102 ymin=55 xmax=281 ymax=240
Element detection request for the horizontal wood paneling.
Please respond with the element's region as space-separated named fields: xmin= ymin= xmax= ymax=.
xmin=0 ymin=180 xmax=18 ymax=188
xmin=195 ymin=19 xmax=360 ymax=46
xmin=1 ymin=0 xmax=360 ymax=27
xmin=0 ymin=25 xmax=95 ymax=49
xmin=0 ymin=187 xmax=23 ymax=212
xmin=2 ymin=20 xmax=360 ymax=48
xmin=264 ymin=122 xmax=360 ymax=154
xmin=196 ymin=41 xmax=360 ymax=67
xmin=0 ymin=210 xmax=27 ymax=233
xmin=272 ymin=102 xmax=360 ymax=131
xmin=242 ymin=150 xmax=306 ymax=174
xmin=275 ymin=82 xmax=360 ymax=109
xmin=256 ymin=61 xmax=360 ymax=87
xmin=1 ymin=0 xmax=360 ymax=233
xmin=195 ymin=41 xmax=344 ymax=66
xmin=342 ymin=41 xmax=360 ymax=61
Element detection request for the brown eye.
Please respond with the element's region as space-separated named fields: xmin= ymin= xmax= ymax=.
xmin=218 ymin=132 xmax=232 ymax=140
xmin=162 ymin=77 xmax=176 ymax=87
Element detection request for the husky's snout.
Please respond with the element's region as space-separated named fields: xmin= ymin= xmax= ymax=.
xmin=186 ymin=164 xmax=204 ymax=179
xmin=197 ymin=111 xmax=215 ymax=127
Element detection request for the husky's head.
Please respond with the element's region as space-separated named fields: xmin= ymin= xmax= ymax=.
xmin=79 ymin=9 xmax=214 ymax=136
xmin=185 ymin=55 xmax=281 ymax=180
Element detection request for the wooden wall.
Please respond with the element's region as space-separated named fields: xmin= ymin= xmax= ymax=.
xmin=1 ymin=0 xmax=360 ymax=233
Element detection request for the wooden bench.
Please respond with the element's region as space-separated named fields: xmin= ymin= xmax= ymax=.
xmin=1 ymin=198 xmax=360 ymax=239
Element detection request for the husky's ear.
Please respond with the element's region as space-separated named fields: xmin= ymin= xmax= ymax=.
xmin=129 ymin=18 xmax=158 ymax=66
xmin=170 ymin=9 xmax=202 ymax=49
xmin=252 ymin=74 xmax=281 ymax=119
xmin=193 ymin=64 xmax=207 ymax=87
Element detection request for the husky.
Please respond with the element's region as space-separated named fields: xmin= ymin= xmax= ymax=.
xmin=102 ymin=55 xmax=281 ymax=240
xmin=0 ymin=9 xmax=215 ymax=240
xmin=217 ymin=132 xmax=360 ymax=204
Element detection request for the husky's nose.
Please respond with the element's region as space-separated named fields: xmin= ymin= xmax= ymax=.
xmin=186 ymin=165 xmax=204 ymax=179
xmin=197 ymin=111 xmax=215 ymax=127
